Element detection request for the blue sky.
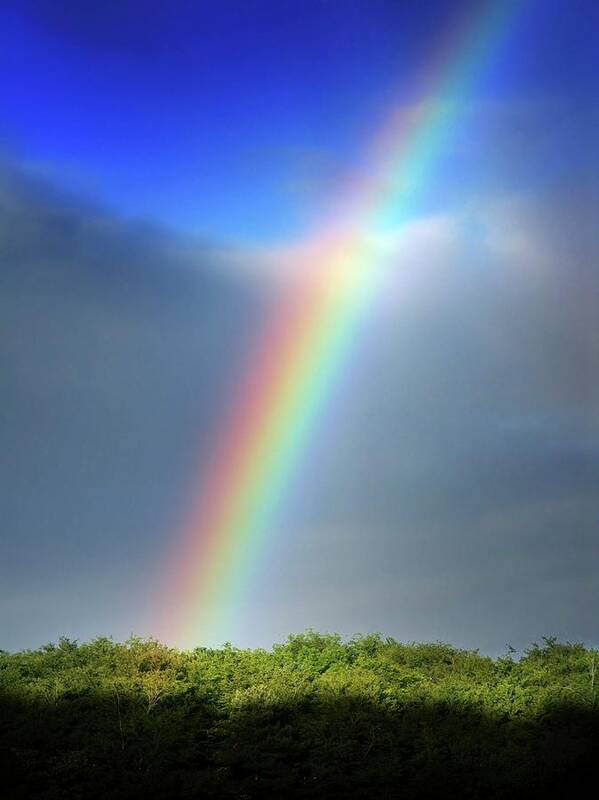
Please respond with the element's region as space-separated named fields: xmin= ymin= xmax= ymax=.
xmin=1 ymin=0 xmax=598 ymax=652
xmin=1 ymin=0 xmax=597 ymax=241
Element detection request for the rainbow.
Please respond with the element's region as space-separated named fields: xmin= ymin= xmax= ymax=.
xmin=159 ymin=0 xmax=522 ymax=647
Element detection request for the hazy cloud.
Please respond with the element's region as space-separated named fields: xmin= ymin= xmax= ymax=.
xmin=2 ymin=158 xmax=598 ymax=654
xmin=248 ymin=179 xmax=599 ymax=654
xmin=0 ymin=160 xmax=266 ymax=648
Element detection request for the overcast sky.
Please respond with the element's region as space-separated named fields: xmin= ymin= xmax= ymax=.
xmin=1 ymin=0 xmax=598 ymax=654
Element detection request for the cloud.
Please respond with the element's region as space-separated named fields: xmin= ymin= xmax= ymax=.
xmin=0 ymin=159 xmax=267 ymax=648
xmin=1 ymin=156 xmax=597 ymax=654
xmin=246 ymin=178 xmax=599 ymax=654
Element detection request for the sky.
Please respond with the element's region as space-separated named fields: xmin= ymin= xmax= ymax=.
xmin=1 ymin=0 xmax=598 ymax=655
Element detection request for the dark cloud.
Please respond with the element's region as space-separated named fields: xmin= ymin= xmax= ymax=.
xmin=248 ymin=183 xmax=599 ymax=655
xmin=0 ymin=161 xmax=266 ymax=649
xmin=1 ymin=161 xmax=598 ymax=655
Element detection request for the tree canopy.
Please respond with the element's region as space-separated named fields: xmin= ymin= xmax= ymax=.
xmin=2 ymin=633 xmax=597 ymax=798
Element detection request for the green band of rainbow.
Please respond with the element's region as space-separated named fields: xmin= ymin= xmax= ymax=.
xmin=159 ymin=0 xmax=523 ymax=647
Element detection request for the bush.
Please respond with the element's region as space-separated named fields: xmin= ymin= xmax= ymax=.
xmin=1 ymin=634 xmax=597 ymax=799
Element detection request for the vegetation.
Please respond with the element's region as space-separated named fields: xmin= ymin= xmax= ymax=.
xmin=1 ymin=632 xmax=597 ymax=798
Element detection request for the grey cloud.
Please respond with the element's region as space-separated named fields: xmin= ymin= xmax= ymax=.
xmin=244 ymin=182 xmax=599 ymax=655
xmin=1 ymin=161 xmax=267 ymax=649
xmin=2 ymin=161 xmax=597 ymax=656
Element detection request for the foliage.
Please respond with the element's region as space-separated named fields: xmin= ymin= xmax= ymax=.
xmin=1 ymin=633 xmax=597 ymax=798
